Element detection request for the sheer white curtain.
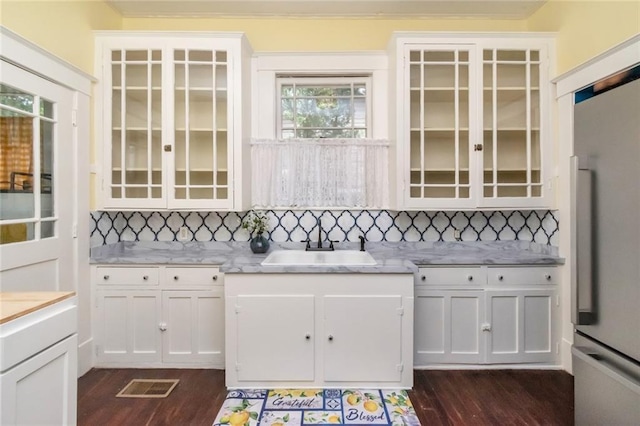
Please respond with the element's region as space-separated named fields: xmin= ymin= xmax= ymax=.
xmin=251 ymin=138 xmax=389 ymax=208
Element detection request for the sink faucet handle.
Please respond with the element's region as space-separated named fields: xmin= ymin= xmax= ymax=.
xmin=358 ymin=235 xmax=366 ymax=252
xmin=329 ymin=240 xmax=339 ymax=250
xmin=300 ymin=239 xmax=311 ymax=250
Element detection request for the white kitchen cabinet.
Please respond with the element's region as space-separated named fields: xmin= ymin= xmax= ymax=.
xmin=93 ymin=265 xmax=225 ymax=367
xmin=94 ymin=32 xmax=252 ymax=211
xmin=0 ymin=296 xmax=77 ymax=426
xmin=234 ymin=295 xmax=315 ymax=381
xmin=323 ymin=295 xmax=404 ymax=382
xmin=225 ymin=273 xmax=414 ymax=388
xmin=414 ymin=289 xmax=484 ymax=364
xmin=414 ymin=265 xmax=558 ymax=366
xmin=389 ymin=33 xmax=555 ymax=210
xmin=485 ymin=289 xmax=556 ymax=364
xmin=96 ymin=290 xmax=162 ymax=364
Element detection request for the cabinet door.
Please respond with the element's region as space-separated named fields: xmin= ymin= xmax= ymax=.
xmin=101 ymin=40 xmax=167 ymax=209
xmin=168 ymin=40 xmax=234 ymax=209
xmin=414 ymin=290 xmax=484 ymax=364
xmin=480 ymin=45 xmax=550 ymax=208
xmin=234 ymin=295 xmax=315 ymax=381
xmin=323 ymin=295 xmax=404 ymax=382
xmin=0 ymin=335 xmax=77 ymax=426
xmin=404 ymin=44 xmax=478 ymax=209
xmin=96 ymin=290 xmax=161 ymax=363
xmin=162 ymin=290 xmax=225 ymax=365
xmin=485 ymin=289 xmax=555 ymax=364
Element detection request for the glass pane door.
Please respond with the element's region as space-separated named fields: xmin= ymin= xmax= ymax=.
xmin=483 ymin=49 xmax=542 ymax=198
xmin=173 ymin=49 xmax=229 ymax=204
xmin=110 ymin=48 xmax=163 ymax=202
xmin=407 ymin=47 xmax=472 ymax=201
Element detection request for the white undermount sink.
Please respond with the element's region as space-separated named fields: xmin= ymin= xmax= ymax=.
xmin=261 ymin=250 xmax=377 ymax=266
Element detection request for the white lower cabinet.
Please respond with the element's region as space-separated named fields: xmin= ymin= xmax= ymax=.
xmin=415 ymin=290 xmax=484 ymax=364
xmin=225 ymin=273 xmax=414 ymax=388
xmin=414 ymin=266 xmax=558 ymax=366
xmin=485 ymin=289 xmax=556 ymax=364
xmin=93 ymin=265 xmax=225 ymax=368
xmin=0 ymin=297 xmax=77 ymax=426
xmin=235 ymin=295 xmax=315 ymax=381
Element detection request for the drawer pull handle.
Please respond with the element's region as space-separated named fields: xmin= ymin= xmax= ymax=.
xmin=328 ymin=335 xmax=334 ymax=341
xmin=467 ymin=275 xmax=473 ymax=281
xmin=143 ymin=275 xmax=149 ymax=281
xmin=545 ymin=274 xmax=552 ymax=281
xmin=174 ymin=276 xmax=179 ymax=281
xmin=498 ymin=275 xmax=504 ymax=281
xmin=212 ymin=275 xmax=218 ymax=281
xmin=305 ymin=334 xmax=311 ymax=340
xmin=421 ymin=275 xmax=426 ymax=281
xmin=103 ymin=275 xmax=109 ymax=280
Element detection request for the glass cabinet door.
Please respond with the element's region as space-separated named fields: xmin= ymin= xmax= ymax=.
xmin=172 ymin=48 xmax=229 ymax=208
xmin=109 ymin=48 xmax=163 ymax=204
xmin=482 ymin=48 xmax=543 ymax=200
xmin=406 ymin=45 xmax=475 ymax=206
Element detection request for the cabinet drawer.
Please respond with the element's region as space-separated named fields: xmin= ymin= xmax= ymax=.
xmin=417 ymin=267 xmax=485 ymax=287
xmin=96 ymin=267 xmax=159 ymax=286
xmin=487 ymin=267 xmax=558 ymax=286
xmin=164 ymin=267 xmax=222 ymax=286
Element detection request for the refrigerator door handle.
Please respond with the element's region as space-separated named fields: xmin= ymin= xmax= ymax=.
xmin=571 ymin=156 xmax=596 ymax=325
xmin=572 ymin=345 xmax=640 ymax=395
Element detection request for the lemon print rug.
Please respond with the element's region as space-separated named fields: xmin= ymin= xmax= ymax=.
xmin=212 ymin=389 xmax=420 ymax=426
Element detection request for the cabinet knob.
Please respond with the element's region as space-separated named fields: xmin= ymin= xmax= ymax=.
xmin=498 ymin=275 xmax=504 ymax=281
xmin=163 ymin=144 xmax=172 ymax=152
xmin=212 ymin=275 xmax=218 ymax=281
xmin=328 ymin=335 xmax=334 ymax=341
xmin=467 ymin=275 xmax=473 ymax=281
xmin=421 ymin=275 xmax=426 ymax=281
xmin=305 ymin=334 xmax=311 ymax=340
xmin=143 ymin=275 xmax=149 ymax=281
xmin=159 ymin=323 xmax=167 ymax=332
xmin=545 ymin=274 xmax=552 ymax=281
xmin=174 ymin=275 xmax=179 ymax=281
xmin=481 ymin=324 xmax=492 ymax=332
xmin=103 ymin=275 xmax=109 ymax=280
xmin=474 ymin=144 xmax=484 ymax=152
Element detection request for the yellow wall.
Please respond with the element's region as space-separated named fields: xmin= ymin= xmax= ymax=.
xmin=528 ymin=0 xmax=640 ymax=74
xmin=0 ymin=0 xmax=122 ymax=75
xmin=1 ymin=1 xmax=638 ymax=77
xmin=122 ymin=17 xmax=525 ymax=51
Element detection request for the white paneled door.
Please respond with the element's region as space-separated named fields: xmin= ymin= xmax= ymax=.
xmin=0 ymin=60 xmax=75 ymax=291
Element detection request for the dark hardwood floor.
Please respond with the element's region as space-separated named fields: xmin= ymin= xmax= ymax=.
xmin=77 ymin=369 xmax=573 ymax=426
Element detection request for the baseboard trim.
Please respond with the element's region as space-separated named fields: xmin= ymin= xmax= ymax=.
xmin=414 ymin=364 xmax=565 ymax=370
xmin=77 ymin=337 xmax=93 ymax=377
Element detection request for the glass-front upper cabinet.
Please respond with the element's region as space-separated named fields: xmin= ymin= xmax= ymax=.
xmin=391 ymin=34 xmax=554 ymax=210
xmin=96 ymin=33 xmax=251 ymax=211
xmin=482 ymin=48 xmax=544 ymax=203
xmin=406 ymin=45 xmax=477 ymax=208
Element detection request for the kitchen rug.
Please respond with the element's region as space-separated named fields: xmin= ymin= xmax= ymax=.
xmin=212 ymin=389 xmax=420 ymax=426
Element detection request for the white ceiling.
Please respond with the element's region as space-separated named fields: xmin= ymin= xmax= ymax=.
xmin=106 ymin=0 xmax=547 ymax=19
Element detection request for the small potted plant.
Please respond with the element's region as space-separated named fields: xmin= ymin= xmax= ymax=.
xmin=242 ymin=210 xmax=270 ymax=253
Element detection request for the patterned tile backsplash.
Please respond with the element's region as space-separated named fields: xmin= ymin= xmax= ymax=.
xmin=90 ymin=210 xmax=559 ymax=247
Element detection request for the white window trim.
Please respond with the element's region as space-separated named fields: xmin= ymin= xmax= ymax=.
xmin=252 ymin=51 xmax=389 ymax=140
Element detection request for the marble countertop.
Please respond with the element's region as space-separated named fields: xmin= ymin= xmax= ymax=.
xmin=90 ymin=240 xmax=563 ymax=273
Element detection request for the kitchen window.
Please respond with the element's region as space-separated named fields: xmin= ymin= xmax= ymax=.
xmin=277 ymin=76 xmax=371 ymax=139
